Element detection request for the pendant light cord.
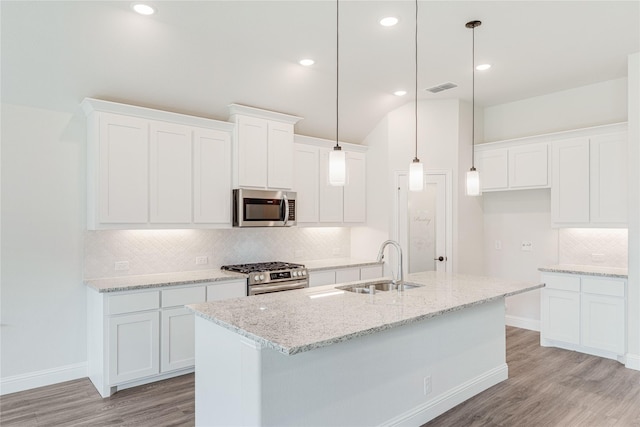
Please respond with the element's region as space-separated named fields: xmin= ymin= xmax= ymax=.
xmin=335 ymin=0 xmax=340 ymax=150
xmin=471 ymin=23 xmax=475 ymax=168
xmin=414 ymin=0 xmax=418 ymax=162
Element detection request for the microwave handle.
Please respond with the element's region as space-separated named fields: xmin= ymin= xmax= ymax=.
xmin=283 ymin=194 xmax=290 ymax=226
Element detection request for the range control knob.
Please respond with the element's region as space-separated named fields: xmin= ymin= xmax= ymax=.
xmin=292 ymin=271 xmax=298 ymax=277
xmin=253 ymin=275 xmax=261 ymax=282
xmin=302 ymin=270 xmax=307 ymax=276
xmin=259 ymin=274 xmax=265 ymax=281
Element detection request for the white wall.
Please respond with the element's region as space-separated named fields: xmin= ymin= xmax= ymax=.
xmin=483 ymin=78 xmax=628 ymax=142
xmin=1 ymin=104 xmax=87 ymax=380
xmin=627 ymin=52 xmax=639 ymax=370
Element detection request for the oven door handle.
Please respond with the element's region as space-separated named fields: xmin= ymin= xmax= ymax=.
xmin=283 ymin=194 xmax=290 ymax=226
xmin=249 ymin=280 xmax=308 ymax=295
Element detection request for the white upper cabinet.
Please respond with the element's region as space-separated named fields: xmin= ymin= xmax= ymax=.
xmin=551 ymin=137 xmax=591 ymax=225
xmin=95 ymin=112 xmax=149 ymax=225
xmin=550 ymin=125 xmax=627 ymax=227
xmin=193 ymin=128 xmax=232 ymax=224
xmin=82 ymin=98 xmax=234 ymax=230
xmin=590 ymin=132 xmax=627 ymax=224
xmin=229 ymin=104 xmax=302 ymax=191
xmin=475 ymin=142 xmax=548 ymax=192
xmin=149 ymin=121 xmax=192 ymax=223
xmin=294 ymin=135 xmax=367 ymax=226
xmin=293 ymin=143 xmax=320 ymax=223
xmin=344 ymin=151 xmax=366 ymax=223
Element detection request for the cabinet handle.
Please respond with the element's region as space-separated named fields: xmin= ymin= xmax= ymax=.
xmin=434 ymin=256 xmax=447 ymax=262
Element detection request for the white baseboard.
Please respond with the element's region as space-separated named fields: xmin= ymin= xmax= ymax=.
xmin=0 ymin=362 xmax=87 ymax=396
xmin=382 ymin=364 xmax=509 ymax=427
xmin=505 ymin=315 xmax=540 ymax=332
xmin=626 ymin=353 xmax=640 ymax=371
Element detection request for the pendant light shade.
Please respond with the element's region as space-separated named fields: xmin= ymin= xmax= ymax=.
xmin=465 ymin=20 xmax=482 ymax=197
xmin=408 ymin=0 xmax=423 ymax=192
xmin=329 ymin=0 xmax=346 ymax=187
xmin=329 ymin=147 xmax=346 ymax=186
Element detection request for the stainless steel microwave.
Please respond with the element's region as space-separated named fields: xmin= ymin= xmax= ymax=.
xmin=232 ymin=189 xmax=297 ymax=227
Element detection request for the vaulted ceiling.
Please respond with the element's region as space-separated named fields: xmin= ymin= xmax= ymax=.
xmin=2 ymin=1 xmax=638 ymax=142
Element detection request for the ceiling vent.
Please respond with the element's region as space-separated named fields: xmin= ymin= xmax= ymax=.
xmin=425 ymin=82 xmax=458 ymax=93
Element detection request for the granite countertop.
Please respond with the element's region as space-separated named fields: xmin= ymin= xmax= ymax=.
xmin=539 ymin=264 xmax=628 ymax=279
xmin=187 ymin=271 xmax=543 ymax=356
xmin=85 ymin=269 xmax=248 ymax=293
xmin=302 ymin=257 xmax=383 ymax=271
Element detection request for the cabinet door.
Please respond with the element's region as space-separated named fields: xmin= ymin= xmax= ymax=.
xmin=293 ymin=144 xmax=320 ymax=223
xmin=344 ymin=151 xmax=366 ymax=223
xmin=581 ymin=293 xmax=625 ymax=354
xmin=150 ymin=121 xmax=192 ymax=223
xmin=309 ymin=270 xmax=336 ymax=287
xmin=551 ymin=138 xmax=590 ymax=225
xmin=161 ymin=307 xmax=195 ymax=372
xmin=335 ymin=268 xmax=360 ymax=283
xmin=108 ymin=312 xmax=159 ymax=384
xmin=360 ymin=265 xmax=383 ymax=280
xmin=590 ymin=132 xmax=627 ymax=224
xmin=267 ymin=122 xmax=294 ymax=189
xmin=206 ymin=280 xmax=247 ymax=301
xmin=477 ymin=148 xmax=508 ymax=191
xmin=237 ymin=115 xmax=268 ymax=188
xmin=319 ymin=149 xmax=344 ymax=222
xmin=193 ymin=128 xmax=232 ymax=224
xmin=509 ymin=143 xmax=548 ymax=189
xmin=541 ymin=288 xmax=580 ymax=344
xmin=98 ymin=112 xmax=149 ymax=224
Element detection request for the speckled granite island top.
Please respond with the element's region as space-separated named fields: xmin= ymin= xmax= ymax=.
xmin=85 ymin=269 xmax=247 ymax=293
xmin=539 ymin=264 xmax=628 ymax=278
xmin=187 ymin=271 xmax=543 ymax=356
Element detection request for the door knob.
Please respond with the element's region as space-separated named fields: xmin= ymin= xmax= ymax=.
xmin=434 ymin=256 xmax=447 ymax=262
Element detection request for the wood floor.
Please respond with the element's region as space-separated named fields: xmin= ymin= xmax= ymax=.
xmin=1 ymin=327 xmax=639 ymax=426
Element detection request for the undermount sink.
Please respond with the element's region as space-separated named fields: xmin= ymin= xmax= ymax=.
xmin=337 ymin=280 xmax=422 ymax=294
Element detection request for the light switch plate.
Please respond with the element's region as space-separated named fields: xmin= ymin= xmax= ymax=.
xmin=521 ymin=241 xmax=533 ymax=252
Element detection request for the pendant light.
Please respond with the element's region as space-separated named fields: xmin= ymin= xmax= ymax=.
xmin=408 ymin=0 xmax=423 ymax=192
xmin=465 ymin=20 xmax=482 ymax=196
xmin=329 ymin=0 xmax=346 ymax=186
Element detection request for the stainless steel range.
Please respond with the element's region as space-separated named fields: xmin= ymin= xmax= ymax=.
xmin=221 ymin=262 xmax=308 ymax=296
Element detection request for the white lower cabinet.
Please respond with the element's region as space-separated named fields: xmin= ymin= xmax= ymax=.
xmin=308 ymin=264 xmax=384 ymax=287
xmin=540 ymin=272 xmax=626 ymax=361
xmin=88 ymin=279 xmax=246 ymax=397
xmin=108 ymin=312 xmax=160 ymax=384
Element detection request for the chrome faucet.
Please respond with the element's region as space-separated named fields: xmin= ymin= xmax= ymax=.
xmin=376 ymin=240 xmax=404 ymax=284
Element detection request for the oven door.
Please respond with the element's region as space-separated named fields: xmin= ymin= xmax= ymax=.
xmin=249 ymin=279 xmax=308 ymax=296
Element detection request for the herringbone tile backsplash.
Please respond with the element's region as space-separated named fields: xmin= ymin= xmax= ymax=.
xmin=559 ymin=228 xmax=628 ymax=268
xmin=85 ymin=228 xmax=350 ymax=279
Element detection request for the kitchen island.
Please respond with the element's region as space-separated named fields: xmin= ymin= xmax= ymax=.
xmin=187 ymin=271 xmax=542 ymax=426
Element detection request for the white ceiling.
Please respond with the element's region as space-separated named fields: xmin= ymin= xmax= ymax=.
xmin=2 ymin=1 xmax=639 ymax=142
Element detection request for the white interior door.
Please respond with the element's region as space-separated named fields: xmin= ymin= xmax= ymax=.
xmin=395 ymin=171 xmax=450 ymax=274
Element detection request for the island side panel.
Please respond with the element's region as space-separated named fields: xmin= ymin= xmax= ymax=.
xmin=194 ymin=298 xmax=507 ymax=426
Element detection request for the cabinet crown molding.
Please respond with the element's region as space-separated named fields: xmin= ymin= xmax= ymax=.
xmin=228 ymin=103 xmax=303 ymax=125
xmin=81 ymin=98 xmax=234 ymax=131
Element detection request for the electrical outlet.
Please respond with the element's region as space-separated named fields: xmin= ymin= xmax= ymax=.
xmin=521 ymin=241 xmax=533 ymax=252
xmin=196 ymin=256 xmax=209 ymax=265
xmin=114 ymin=261 xmax=129 ymax=271
xmin=495 ymin=240 xmax=502 ymax=250
xmin=423 ymin=375 xmax=432 ymax=395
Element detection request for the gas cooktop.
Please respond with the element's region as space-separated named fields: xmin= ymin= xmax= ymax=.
xmin=221 ymin=261 xmax=305 ymax=274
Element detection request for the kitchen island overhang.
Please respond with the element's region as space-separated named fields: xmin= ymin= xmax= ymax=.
xmin=187 ymin=271 xmax=543 ymax=426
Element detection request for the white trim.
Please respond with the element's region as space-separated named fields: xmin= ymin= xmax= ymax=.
xmin=541 ymin=338 xmax=626 ymax=364
xmin=0 ymin=362 xmax=87 ymax=396
xmin=505 ymin=315 xmax=541 ymax=332
xmin=228 ymin=103 xmax=302 ymax=125
xmin=294 ymin=134 xmax=367 ymax=152
xmin=625 ymin=353 xmax=640 ymax=371
xmin=381 ymin=364 xmax=508 ymax=427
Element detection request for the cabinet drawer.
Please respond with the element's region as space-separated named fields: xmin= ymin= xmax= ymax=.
xmin=108 ymin=291 xmax=159 ymax=315
xmin=336 ymin=268 xmax=360 ymax=283
xmin=162 ymin=286 xmax=206 ymax=308
xmin=581 ymin=277 xmax=625 ymax=297
xmin=207 ymin=280 xmax=247 ymax=301
xmin=360 ymin=265 xmax=384 ymax=280
xmin=541 ymin=274 xmax=580 ymax=292
xmin=309 ymin=270 xmax=336 ymax=287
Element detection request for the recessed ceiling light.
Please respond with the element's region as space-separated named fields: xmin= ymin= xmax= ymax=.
xmin=476 ymin=64 xmax=491 ymax=71
xmin=132 ymin=3 xmax=155 ymax=15
xmin=299 ymin=59 xmax=315 ymax=66
xmin=380 ymin=17 xmax=399 ymax=27
xmin=393 ymin=90 xmax=407 ymax=96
